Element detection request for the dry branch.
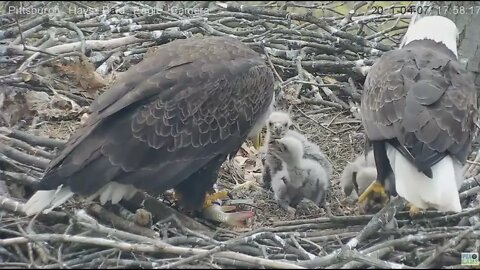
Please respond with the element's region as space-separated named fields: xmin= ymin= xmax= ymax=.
xmin=0 ymin=127 xmax=66 ymax=149
xmin=0 ymin=1 xmax=478 ymax=269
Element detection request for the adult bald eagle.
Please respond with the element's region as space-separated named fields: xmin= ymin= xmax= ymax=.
xmin=359 ymin=16 xmax=478 ymax=214
xmin=24 ymin=36 xmax=275 ymax=221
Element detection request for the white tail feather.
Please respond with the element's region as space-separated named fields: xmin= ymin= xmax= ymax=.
xmin=23 ymin=187 xmax=74 ymax=216
xmin=88 ymin=182 xmax=139 ymax=205
xmin=111 ymin=185 xmax=126 ymax=204
xmin=386 ymin=144 xmax=462 ymax=213
xmin=99 ymin=184 xmax=113 ymax=205
xmin=24 ymin=182 xmax=139 ymax=216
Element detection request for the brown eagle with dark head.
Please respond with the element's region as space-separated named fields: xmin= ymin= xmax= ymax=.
xmin=24 ymin=36 xmax=275 ymax=224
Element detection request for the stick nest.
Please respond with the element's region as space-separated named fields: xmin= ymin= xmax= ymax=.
xmin=1 ymin=1 xmax=480 ymax=269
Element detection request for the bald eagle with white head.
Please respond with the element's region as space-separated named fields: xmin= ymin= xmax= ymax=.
xmin=23 ymin=36 xmax=275 ymax=226
xmin=359 ymin=16 xmax=478 ymax=214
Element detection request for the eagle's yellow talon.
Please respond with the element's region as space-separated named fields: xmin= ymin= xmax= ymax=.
xmin=358 ymin=180 xmax=386 ymax=203
xmin=407 ymin=203 xmax=423 ymax=217
xmin=203 ymin=190 xmax=229 ymax=208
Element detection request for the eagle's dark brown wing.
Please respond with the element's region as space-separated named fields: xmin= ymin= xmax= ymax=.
xmin=361 ymin=40 xmax=477 ymax=173
xmin=39 ymin=37 xmax=275 ymax=205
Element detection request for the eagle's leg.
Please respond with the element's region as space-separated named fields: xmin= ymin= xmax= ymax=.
xmin=174 ymin=155 xmax=254 ymax=227
xmin=357 ymin=180 xmax=387 ymax=204
xmin=172 ymin=155 xmax=228 ymax=211
xmin=357 ymin=141 xmax=394 ymax=214
xmin=172 ymin=188 xmax=229 ymax=208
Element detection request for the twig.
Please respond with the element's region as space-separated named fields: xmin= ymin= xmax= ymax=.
xmin=339 ymin=2 xmax=368 ymax=29
xmin=0 ymin=229 xmax=304 ymax=269
xmin=211 ymin=257 xmax=259 ymax=268
xmin=0 ymin=134 xmax=54 ymax=160
xmin=0 ymin=170 xmax=40 ymax=189
xmin=48 ymin=21 xmax=86 ymax=55
xmin=346 ymin=197 xmax=406 ymax=249
xmin=271 ymin=57 xmax=373 ymax=77
xmin=465 ymin=149 xmax=480 ymax=178
xmin=339 ymin=247 xmax=394 ymax=269
xmin=316 ymin=76 xmax=350 ymax=109
xmin=125 ymin=192 xmax=214 ymax=237
xmin=7 ymin=35 xmax=145 ymax=55
xmin=90 ymin=258 xmax=162 ymax=269
xmin=263 ymin=46 xmax=283 ymax=83
xmin=12 ymin=25 xmax=44 ymax=45
xmin=0 ymin=142 xmax=49 ymax=170
xmin=460 ymin=175 xmax=480 ymax=192
xmin=417 ymin=206 xmax=480 ymax=224
xmin=298 ymin=197 xmax=406 ymax=268
xmin=273 ymin=214 xmax=374 ymax=227
xmin=86 ymin=204 xmax=159 ymax=239
xmin=361 ymin=232 xmax=462 ymax=254
xmin=417 ymin=223 xmax=480 ymax=268
xmin=460 ymin=186 xmax=480 ymax=200
xmin=17 ymin=29 xmax=57 ymax=73
xmin=1 ymin=3 xmax=469 ymax=268
xmin=216 ymin=2 xmax=392 ymax=52
xmin=301 ymin=96 xmax=347 ymax=110
xmin=42 ymin=249 xmax=116 ymax=268
xmin=0 ymin=195 xmax=25 ymax=214
xmin=341 ymin=248 xmax=414 ymax=269
xmin=289 ymin=235 xmax=317 ymax=259
xmin=157 ymin=232 xmax=281 ymax=269
xmin=0 ymin=127 xmax=66 ymax=149
xmin=0 ymin=155 xmax=44 ymax=178
xmin=0 ymin=15 xmax=49 ymax=40
xmin=111 ymin=18 xmax=207 ymax=33
xmin=164 ymin=236 xmax=212 ymax=246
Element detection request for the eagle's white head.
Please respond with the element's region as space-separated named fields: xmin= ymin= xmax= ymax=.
xmin=403 ymin=15 xmax=459 ymax=57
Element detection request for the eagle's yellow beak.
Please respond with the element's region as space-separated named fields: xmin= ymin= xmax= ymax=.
xmin=251 ymin=132 xmax=262 ymax=150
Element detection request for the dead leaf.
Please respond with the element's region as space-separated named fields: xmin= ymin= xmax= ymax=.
xmin=244 ymin=158 xmax=260 ymax=173
xmin=323 ymin=76 xmax=339 ymax=84
xmin=145 ymin=46 xmax=159 ymax=58
xmin=0 ymin=87 xmax=35 ymax=127
xmin=25 ymin=91 xmax=50 ymax=112
xmin=244 ymin=172 xmax=257 ymax=183
xmin=55 ymin=55 xmax=107 ymax=94
xmin=240 ymin=142 xmax=258 ymax=157
xmin=233 ymin=156 xmax=248 ymax=168
xmin=80 ymin=113 xmax=90 ymax=125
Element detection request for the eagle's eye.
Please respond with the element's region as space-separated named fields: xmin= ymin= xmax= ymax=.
xmin=283 ymin=122 xmax=287 ymax=127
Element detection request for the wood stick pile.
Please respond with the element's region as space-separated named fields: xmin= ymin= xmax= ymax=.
xmin=1 ymin=1 xmax=479 ymax=269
